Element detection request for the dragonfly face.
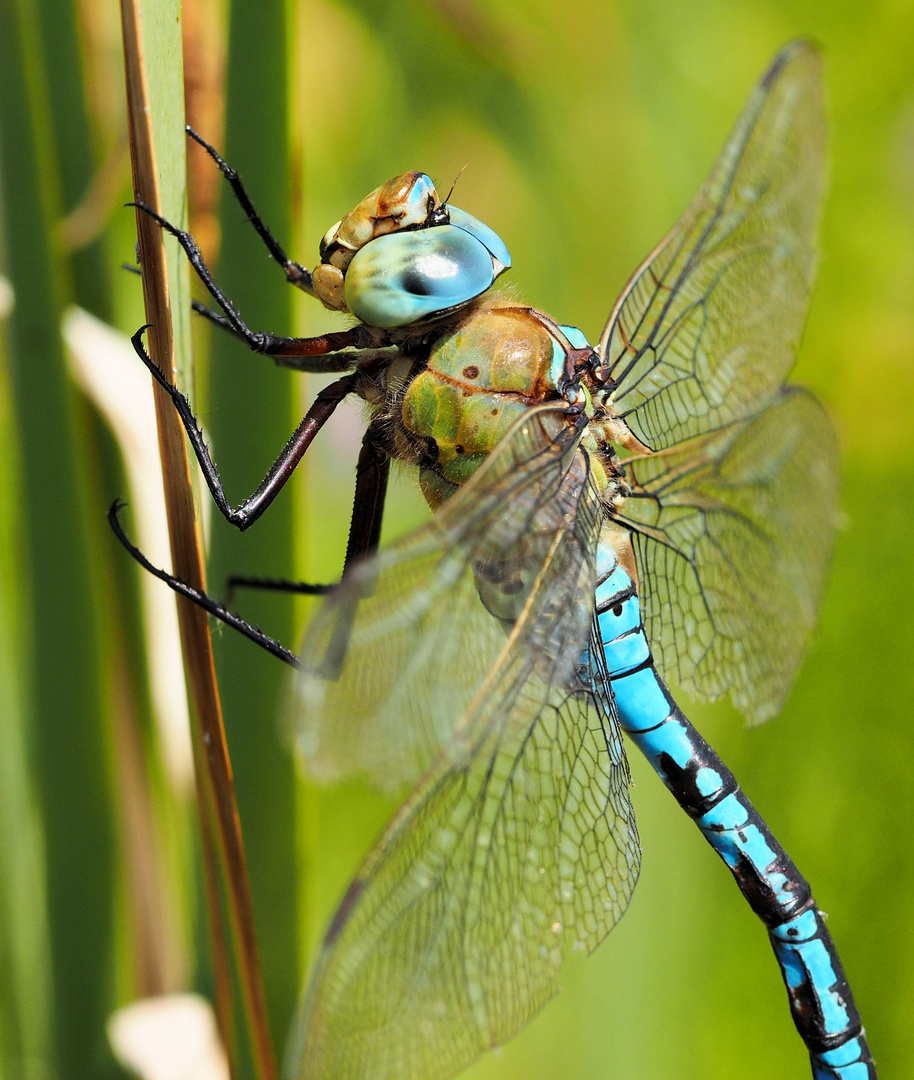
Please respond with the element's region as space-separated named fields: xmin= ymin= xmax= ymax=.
xmin=310 ymin=170 xmax=511 ymax=328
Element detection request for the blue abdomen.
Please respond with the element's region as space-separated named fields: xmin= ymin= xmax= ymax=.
xmin=593 ymin=535 xmax=873 ymax=1078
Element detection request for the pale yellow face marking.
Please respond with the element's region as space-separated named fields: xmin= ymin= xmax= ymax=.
xmin=311 ymin=263 xmax=346 ymax=311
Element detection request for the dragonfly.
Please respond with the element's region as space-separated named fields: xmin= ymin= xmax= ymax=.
xmin=112 ymin=39 xmax=876 ymax=1080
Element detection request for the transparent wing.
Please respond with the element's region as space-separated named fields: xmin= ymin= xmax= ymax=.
xmin=288 ymin=408 xmax=640 ymax=1080
xmin=615 ymin=387 xmax=840 ymax=723
xmin=295 ymin=407 xmax=593 ymax=791
xmin=286 ymin=640 xmax=639 ymax=1080
xmin=598 ymin=40 xmax=825 ymax=451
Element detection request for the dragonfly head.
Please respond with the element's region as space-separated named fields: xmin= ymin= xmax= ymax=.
xmin=310 ymin=172 xmax=511 ymax=329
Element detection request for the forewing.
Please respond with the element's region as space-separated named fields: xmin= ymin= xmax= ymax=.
xmin=294 ymin=407 xmax=591 ymax=790
xmin=286 ymin=632 xmax=639 ymax=1080
xmin=615 ymin=387 xmax=840 ymax=723
xmin=599 ymin=41 xmax=825 ymax=450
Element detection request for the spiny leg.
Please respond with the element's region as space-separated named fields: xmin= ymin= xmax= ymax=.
xmin=314 ymin=427 xmax=392 ymax=680
xmin=130 ymin=197 xmax=388 ymax=363
xmin=110 ymin=431 xmax=391 ymax=669
xmin=108 ymin=500 xmax=300 ymax=667
xmin=122 ymin=260 xmax=384 ymax=372
xmin=132 ymin=131 xmax=397 ymax=363
xmin=344 ymin=428 xmax=392 ymax=567
xmin=130 ymin=326 xmax=357 ymax=530
xmin=226 ymin=430 xmax=392 ymax=598
xmin=185 ymin=126 xmax=310 ymax=290
xmin=226 ymin=576 xmax=334 ymax=600
xmin=123 ymin=260 xmax=239 ymax=334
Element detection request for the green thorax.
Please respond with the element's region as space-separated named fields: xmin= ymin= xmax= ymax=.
xmin=400 ymin=304 xmax=577 ymax=509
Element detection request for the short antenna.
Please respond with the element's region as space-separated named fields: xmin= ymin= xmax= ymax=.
xmin=443 ymin=163 xmax=470 ymax=205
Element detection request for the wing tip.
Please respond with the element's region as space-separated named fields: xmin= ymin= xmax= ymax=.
xmin=763 ymin=38 xmax=823 ymax=90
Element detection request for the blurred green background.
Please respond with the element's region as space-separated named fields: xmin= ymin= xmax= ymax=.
xmin=0 ymin=0 xmax=910 ymax=1077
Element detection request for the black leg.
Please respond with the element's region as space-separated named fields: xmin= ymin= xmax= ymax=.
xmin=344 ymin=427 xmax=391 ymax=571
xmin=110 ymin=421 xmax=393 ymax=674
xmin=131 ymin=327 xmax=357 ymax=531
xmin=225 ymin=425 xmax=391 ymax=600
xmin=124 ymin=261 xmax=388 ymax=371
xmin=130 ymin=198 xmax=389 ymax=367
xmin=190 ymin=296 xmax=241 ymax=336
xmin=123 ymin=260 xmax=239 ymax=335
xmin=310 ymin=425 xmax=393 ymax=679
xmin=186 ymin=126 xmax=310 ymax=290
xmin=227 ymin=575 xmax=334 ymax=598
xmin=108 ymin=501 xmax=300 ymax=667
xmin=110 ymin=429 xmax=392 ymax=671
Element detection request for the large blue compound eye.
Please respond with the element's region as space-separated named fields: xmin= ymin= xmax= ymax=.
xmin=446 ymin=206 xmax=511 ymax=269
xmin=344 ymin=224 xmax=509 ymax=328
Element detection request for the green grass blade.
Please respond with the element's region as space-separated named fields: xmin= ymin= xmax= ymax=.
xmin=209 ymin=0 xmax=300 ymax=1051
xmin=0 ymin=0 xmax=115 ymax=1072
